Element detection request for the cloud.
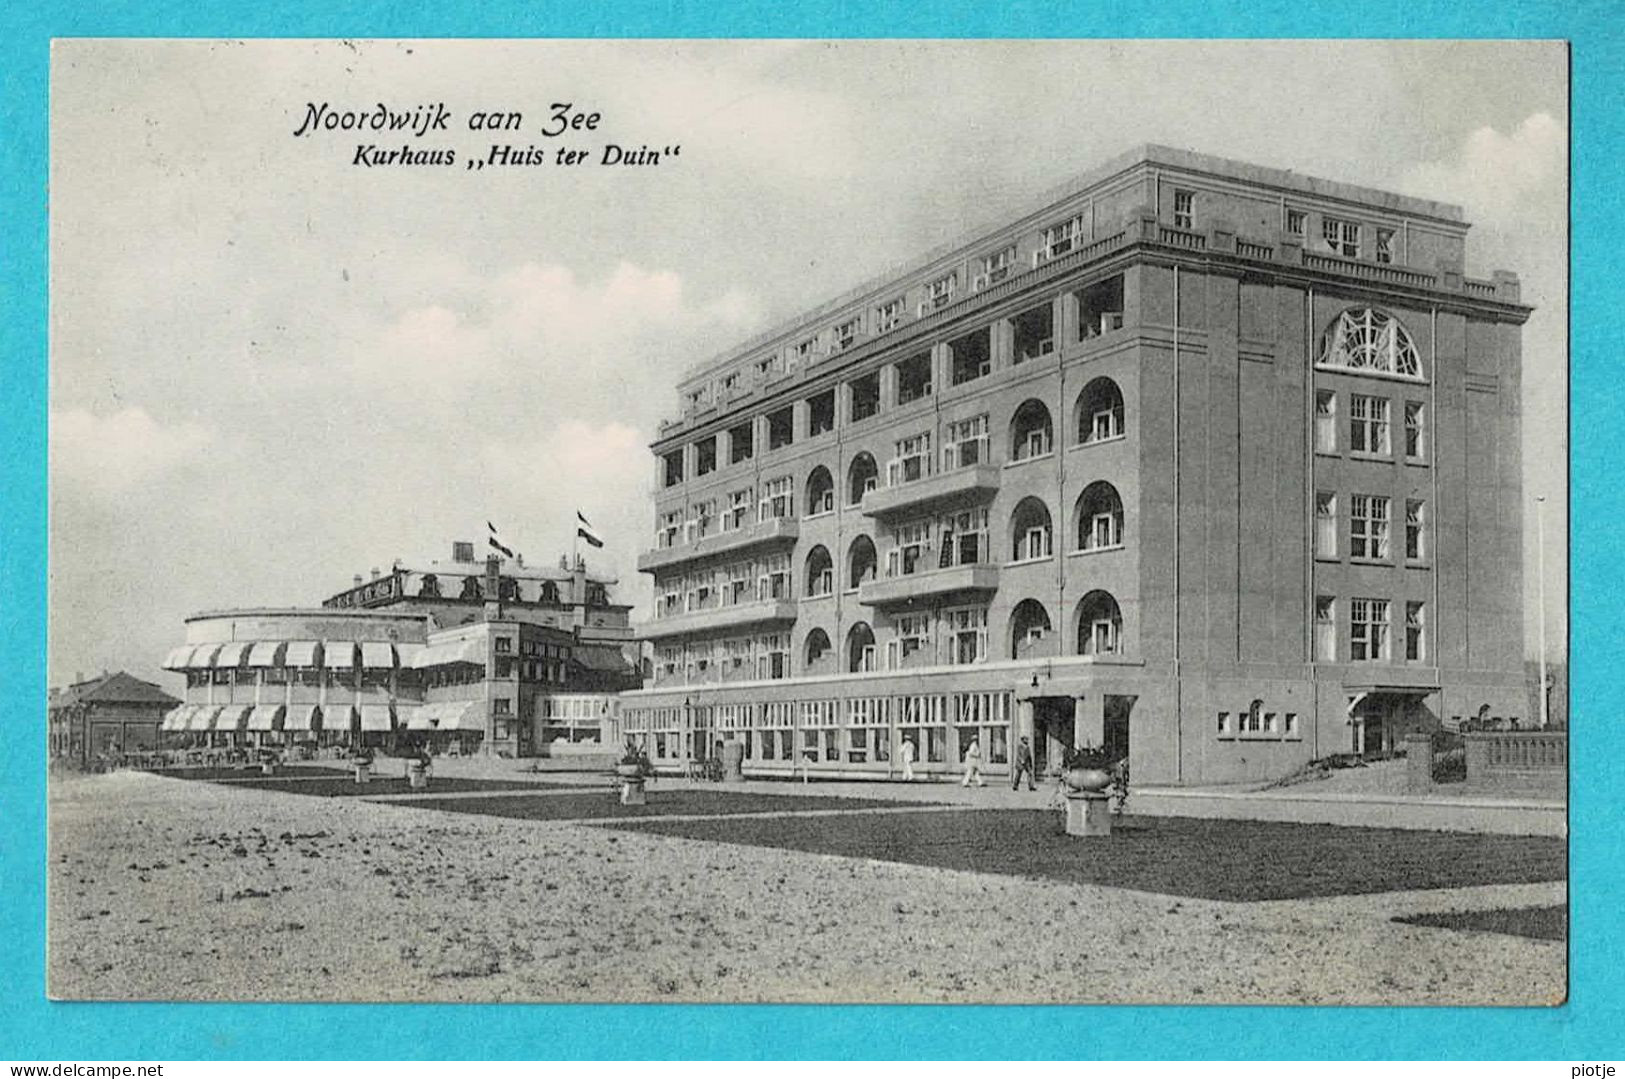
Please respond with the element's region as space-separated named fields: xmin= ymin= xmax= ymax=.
xmin=51 ymin=406 xmax=214 ymax=497
xmin=1399 ymin=112 xmax=1564 ymax=221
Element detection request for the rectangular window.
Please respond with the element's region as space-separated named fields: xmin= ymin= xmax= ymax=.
xmin=1406 ymin=499 xmax=1426 ymax=561
xmin=1285 ymin=713 xmax=1298 ymax=736
xmin=943 ymin=414 xmax=990 ymax=470
xmin=1350 ymin=494 xmax=1392 ymax=560
xmin=1315 ymin=390 xmax=1337 ymax=454
xmin=1404 ymin=401 xmax=1425 ymax=459
xmin=793 ymin=337 xmax=818 ymax=367
xmin=1349 ymin=394 xmax=1391 ymax=455
xmin=924 ymin=272 xmax=957 ymax=312
xmin=977 ymin=246 xmax=1016 ymax=288
xmin=1021 ymin=525 xmax=1052 ymax=562
xmin=1039 ymin=215 xmax=1083 ymax=262
xmin=832 ymin=318 xmax=861 ymax=353
xmin=662 ymin=449 xmax=684 ymax=488
xmin=896 ymin=352 xmax=933 ymax=404
xmin=886 ymin=519 xmax=934 ymax=579
xmin=723 ymin=488 xmax=752 ymax=532
xmin=1315 ymin=596 xmax=1336 ymax=662
xmin=1323 ymin=216 xmax=1360 ymax=258
xmin=756 ymin=633 xmax=789 ymax=680
xmin=1012 ymin=304 xmax=1055 ymax=363
xmin=1172 ymin=189 xmax=1194 ymax=229
xmin=1286 ymin=209 xmax=1306 ymax=236
xmin=767 ymin=406 xmax=794 ymax=451
xmin=729 ymin=421 xmax=753 ymax=464
xmin=1315 ymin=491 xmax=1338 ymax=558
xmin=1217 ymin=712 xmax=1231 ymax=735
xmin=1376 ymin=228 xmax=1396 ymax=265
xmin=948 ymin=328 xmax=991 ymax=386
xmin=943 ymin=606 xmax=988 ymax=665
xmin=694 ymin=437 xmax=716 ymax=477
xmin=889 ymin=432 xmax=932 ymax=486
xmin=659 ymin=509 xmax=683 ymax=548
xmin=1406 ymin=601 xmax=1425 ymax=661
xmin=758 ymin=476 xmax=793 ymax=522
xmin=939 ymin=507 xmax=990 ymax=567
xmin=686 ymin=500 xmax=715 ymax=543
xmin=874 ymin=298 xmax=905 ymax=334
xmin=807 ymin=389 xmax=835 ymax=437
xmin=895 ymin=613 xmax=933 ymax=664
xmin=726 ymin=562 xmax=753 ymax=606
xmin=756 ymin=554 xmax=791 ymax=603
xmin=755 ymin=354 xmax=784 ymax=383
xmin=1350 ymin=597 xmax=1391 ymax=661
xmin=849 ymin=371 xmax=881 ymax=423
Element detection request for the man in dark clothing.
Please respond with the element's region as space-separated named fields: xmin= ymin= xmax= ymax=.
xmin=1011 ymin=736 xmax=1036 ymax=791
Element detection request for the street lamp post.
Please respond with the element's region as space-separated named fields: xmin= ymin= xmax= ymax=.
xmin=1536 ymin=495 xmax=1549 ymax=730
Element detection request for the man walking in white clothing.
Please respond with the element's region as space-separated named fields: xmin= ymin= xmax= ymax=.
xmin=899 ymin=737 xmax=916 ymax=781
xmin=961 ymin=737 xmax=986 ymax=787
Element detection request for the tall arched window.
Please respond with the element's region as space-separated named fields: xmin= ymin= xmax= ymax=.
xmin=1010 ymin=399 xmax=1054 ymax=461
xmin=805 ymin=628 xmax=833 ymax=668
xmin=804 ymin=545 xmax=834 ymax=597
xmin=1010 ymin=496 xmax=1054 ymax=562
xmin=1010 ymin=599 xmax=1053 ymax=660
xmin=805 ymin=466 xmax=835 ymax=516
xmin=1077 ymin=377 xmax=1125 ymax=444
xmin=1318 ymin=308 xmax=1421 ymax=378
xmin=848 ymin=535 xmax=878 ymax=590
xmin=1077 ymin=591 xmax=1123 ymax=656
xmin=1076 ymin=481 xmax=1124 ymax=550
xmin=846 ymin=622 xmax=877 ymax=672
xmin=847 ymin=452 xmax=879 ymax=506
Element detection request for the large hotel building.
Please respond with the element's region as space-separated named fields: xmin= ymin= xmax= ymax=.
xmin=619 ymin=145 xmax=1533 ymax=785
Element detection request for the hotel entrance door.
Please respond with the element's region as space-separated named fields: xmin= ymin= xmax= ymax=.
xmin=1030 ymin=697 xmax=1074 ymax=775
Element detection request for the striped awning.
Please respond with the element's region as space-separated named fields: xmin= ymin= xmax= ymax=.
xmin=162 ymin=647 xmax=194 ymax=671
xmin=403 ymin=703 xmax=438 ymax=731
xmin=394 ymin=643 xmax=425 ymax=670
xmin=283 ymin=641 xmax=319 ymax=668
xmin=215 ymin=705 xmax=252 ymax=732
xmin=246 ymin=642 xmax=285 ymax=667
xmin=359 ymin=642 xmax=395 ymax=670
xmin=438 ymin=699 xmax=485 ymax=731
xmin=214 ymin=641 xmax=251 ymax=668
xmin=247 ymin=705 xmax=286 ymax=732
xmin=358 ymin=704 xmax=394 ymax=732
xmin=187 ymin=644 xmax=222 ymax=668
xmin=285 ymin=704 xmax=320 ymax=732
xmin=161 ymin=705 xmax=192 ymax=731
xmin=188 ymin=706 xmax=222 ymax=732
xmin=323 ymin=643 xmax=356 ymax=669
xmin=319 ymin=706 xmax=356 ymax=733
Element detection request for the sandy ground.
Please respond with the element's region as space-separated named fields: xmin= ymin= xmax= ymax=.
xmin=47 ymin=769 xmax=1565 ymax=1005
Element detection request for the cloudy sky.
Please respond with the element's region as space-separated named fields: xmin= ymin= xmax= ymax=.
xmin=48 ymin=39 xmax=1567 ymax=690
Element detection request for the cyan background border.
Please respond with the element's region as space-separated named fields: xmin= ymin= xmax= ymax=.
xmin=1 ymin=2 xmax=1614 ymax=1061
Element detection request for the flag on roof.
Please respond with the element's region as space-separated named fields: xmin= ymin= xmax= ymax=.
xmin=577 ymin=523 xmax=604 ymax=549
xmin=488 ymin=522 xmax=515 ymax=559
xmin=577 ymin=510 xmax=593 ymax=527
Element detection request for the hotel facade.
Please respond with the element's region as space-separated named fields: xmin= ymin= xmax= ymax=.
xmin=159 ymin=543 xmax=640 ymax=757
xmin=621 ymin=145 xmax=1533 ymax=785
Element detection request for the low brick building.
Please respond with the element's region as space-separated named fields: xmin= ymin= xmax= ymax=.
xmin=48 ymin=671 xmax=180 ymax=765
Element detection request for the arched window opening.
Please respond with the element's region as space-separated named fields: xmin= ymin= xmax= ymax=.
xmin=1077 ymin=591 xmax=1123 ymax=656
xmin=1318 ymin=308 xmax=1421 ymax=378
xmin=805 ymin=628 xmax=832 ymax=668
xmin=1010 ymin=599 xmax=1054 ymax=660
xmin=847 ymin=452 xmax=879 ymax=506
xmin=848 ymin=535 xmax=878 ymax=590
xmin=1077 ymin=377 xmax=1125 ymax=445
xmin=804 ymin=546 xmax=834 ymax=598
xmin=1010 ymin=399 xmax=1054 ymax=462
xmin=417 ymin=574 xmax=441 ymax=599
xmin=1010 ymin=496 xmax=1054 ymax=562
xmin=1076 ymin=481 xmax=1125 ymax=551
xmin=805 ymin=466 xmax=835 ymax=516
xmin=846 ymin=622 xmax=877 ymax=673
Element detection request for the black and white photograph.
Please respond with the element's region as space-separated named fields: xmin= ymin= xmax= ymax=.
xmin=46 ymin=38 xmax=1568 ymax=1005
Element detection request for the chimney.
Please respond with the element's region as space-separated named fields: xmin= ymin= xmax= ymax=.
xmin=370 ymin=567 xmax=381 ymax=580
xmin=353 ymin=575 xmax=363 ymax=587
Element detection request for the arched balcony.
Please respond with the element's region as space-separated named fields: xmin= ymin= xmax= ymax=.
xmin=848 ymin=535 xmax=878 ymax=590
xmin=1010 ymin=496 xmax=1054 ymax=562
xmin=805 ymin=466 xmax=835 ymax=516
xmin=1076 ymin=377 xmax=1125 ymax=445
xmin=1010 ymin=599 xmax=1054 ymax=660
xmin=804 ymin=545 xmax=834 ymax=598
xmin=1077 ymin=590 xmax=1123 ymax=656
xmin=847 ymin=452 xmax=879 ymax=506
xmin=1075 ymin=481 xmax=1124 ymax=551
xmin=846 ymin=622 xmax=877 ymax=673
xmin=1010 ymin=399 xmax=1054 ymax=462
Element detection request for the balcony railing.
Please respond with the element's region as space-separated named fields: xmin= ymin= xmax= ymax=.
xmin=858 ymin=563 xmax=999 ymax=606
xmin=862 ymin=464 xmax=1000 ymax=518
xmin=637 ymin=598 xmax=798 ymax=641
xmin=637 ymin=516 xmax=799 ymax=573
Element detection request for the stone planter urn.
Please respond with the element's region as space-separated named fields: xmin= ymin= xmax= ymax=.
xmin=619 ymin=776 xmax=647 ymax=805
xmin=614 ymin=762 xmax=644 ymax=779
xmin=1064 ymin=767 xmax=1112 ymax=793
xmin=407 ymin=760 xmax=430 ymax=789
xmin=353 ymin=760 xmax=372 ymax=785
xmin=261 ymin=760 xmax=277 ymax=776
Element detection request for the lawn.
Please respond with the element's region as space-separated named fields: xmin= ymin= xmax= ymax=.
xmin=1394 ymin=905 xmax=1567 ymax=941
xmin=607 ymin=809 xmax=1567 ymax=901
xmin=148 ymin=768 xmax=560 ymax=798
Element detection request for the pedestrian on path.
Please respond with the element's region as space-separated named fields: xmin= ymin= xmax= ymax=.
xmin=900 ymin=737 xmax=916 ymax=782
xmin=961 ymin=737 xmax=986 ymax=787
xmin=1011 ymin=736 xmax=1036 ymax=791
